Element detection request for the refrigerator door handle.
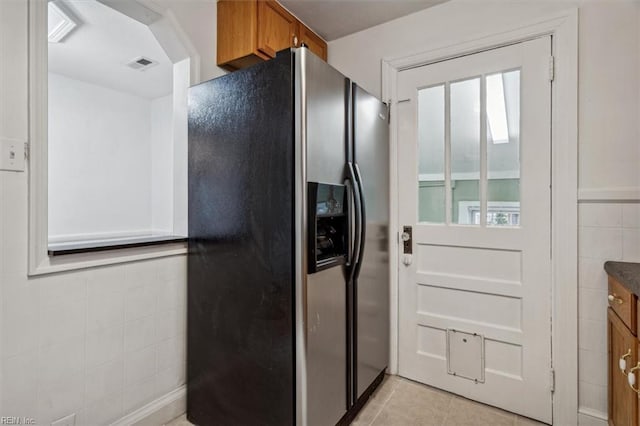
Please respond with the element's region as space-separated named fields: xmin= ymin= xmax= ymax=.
xmin=353 ymin=163 xmax=366 ymax=281
xmin=347 ymin=161 xmax=362 ymax=281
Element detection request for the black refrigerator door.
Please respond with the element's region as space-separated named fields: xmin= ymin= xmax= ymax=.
xmin=187 ymin=51 xmax=296 ymax=426
xmin=352 ymin=83 xmax=390 ymax=401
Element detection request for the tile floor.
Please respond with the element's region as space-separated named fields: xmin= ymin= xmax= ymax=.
xmin=165 ymin=375 xmax=547 ymax=426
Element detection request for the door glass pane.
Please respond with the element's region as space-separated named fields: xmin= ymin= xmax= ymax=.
xmin=417 ymin=85 xmax=445 ymax=223
xmin=487 ymin=70 xmax=521 ymax=226
xmin=450 ymin=78 xmax=480 ymax=225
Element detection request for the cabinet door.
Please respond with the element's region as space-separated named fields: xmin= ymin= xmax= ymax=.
xmin=257 ymin=0 xmax=297 ymax=58
xmin=638 ymin=342 xmax=640 ymax=426
xmin=298 ymin=23 xmax=327 ymax=61
xmin=609 ymin=308 xmax=638 ymax=426
xmin=217 ymin=0 xmax=259 ymax=67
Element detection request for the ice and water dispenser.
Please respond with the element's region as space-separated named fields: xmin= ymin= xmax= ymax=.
xmin=307 ymin=182 xmax=348 ymax=273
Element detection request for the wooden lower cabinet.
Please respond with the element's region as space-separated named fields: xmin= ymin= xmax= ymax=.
xmin=608 ymin=308 xmax=638 ymax=425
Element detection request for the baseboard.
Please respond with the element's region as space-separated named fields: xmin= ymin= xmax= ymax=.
xmin=110 ymin=386 xmax=186 ymax=426
xmin=578 ymin=408 xmax=607 ymax=426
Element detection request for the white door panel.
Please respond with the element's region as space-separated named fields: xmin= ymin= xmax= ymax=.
xmin=397 ymin=37 xmax=552 ymax=423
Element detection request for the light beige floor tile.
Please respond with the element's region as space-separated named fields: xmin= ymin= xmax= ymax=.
xmin=370 ymin=379 xmax=452 ymax=426
xmin=443 ymin=397 xmax=516 ymax=426
xmin=352 ymin=400 xmax=385 ymax=425
xmin=164 ymin=414 xmax=192 ymax=426
xmin=371 ymin=406 xmax=444 ymax=426
xmin=367 ymin=375 xmax=400 ymax=405
xmin=162 ymin=376 xmax=538 ymax=426
xmin=516 ymin=415 xmax=548 ymax=425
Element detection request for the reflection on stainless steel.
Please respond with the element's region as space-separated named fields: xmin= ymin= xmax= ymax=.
xmin=307 ymin=266 xmax=347 ymax=426
xmin=353 ymin=84 xmax=390 ymax=399
xmin=304 ymin=50 xmax=349 ymax=426
xmin=294 ymin=48 xmax=308 ymax=426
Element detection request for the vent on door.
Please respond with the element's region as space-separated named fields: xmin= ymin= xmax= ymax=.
xmin=126 ymin=56 xmax=158 ymax=71
xmin=446 ymin=329 xmax=485 ymax=383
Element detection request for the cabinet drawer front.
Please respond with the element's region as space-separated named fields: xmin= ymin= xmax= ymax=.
xmin=609 ymin=276 xmax=637 ymax=335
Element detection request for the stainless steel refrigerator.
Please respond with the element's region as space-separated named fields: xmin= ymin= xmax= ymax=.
xmin=187 ymin=47 xmax=389 ymax=426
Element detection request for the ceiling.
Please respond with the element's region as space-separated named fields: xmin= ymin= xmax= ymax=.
xmin=48 ymin=0 xmax=173 ymax=100
xmin=48 ymin=0 xmax=450 ymax=98
xmin=279 ymin=0 xmax=449 ymax=41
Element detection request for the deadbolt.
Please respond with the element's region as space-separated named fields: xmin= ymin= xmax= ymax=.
xmin=402 ymin=226 xmax=412 ymax=254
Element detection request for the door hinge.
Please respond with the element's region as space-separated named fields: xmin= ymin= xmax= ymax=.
xmin=550 ymin=368 xmax=555 ymax=392
xmin=387 ymin=100 xmax=391 ymax=122
xmin=24 ymin=142 xmax=30 ymax=160
xmin=548 ymin=56 xmax=555 ymax=82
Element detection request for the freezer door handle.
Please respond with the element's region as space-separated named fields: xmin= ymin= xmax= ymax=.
xmin=353 ymin=162 xmax=366 ymax=281
xmin=347 ymin=162 xmax=362 ymax=282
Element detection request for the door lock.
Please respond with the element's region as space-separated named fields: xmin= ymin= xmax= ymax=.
xmin=402 ymin=226 xmax=412 ymax=254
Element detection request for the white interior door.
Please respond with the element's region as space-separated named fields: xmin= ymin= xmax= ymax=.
xmin=397 ymin=36 xmax=553 ymax=423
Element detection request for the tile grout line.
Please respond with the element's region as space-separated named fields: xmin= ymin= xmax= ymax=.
xmin=380 ymin=380 xmax=399 ymax=406
xmin=367 ymin=381 xmax=398 ymax=426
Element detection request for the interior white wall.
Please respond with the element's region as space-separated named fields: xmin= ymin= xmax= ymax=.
xmin=578 ymin=1 xmax=640 ymax=194
xmin=0 ymin=0 xmax=226 ymax=423
xmin=48 ymin=73 xmax=153 ymax=241
xmin=171 ymin=58 xmax=190 ymax=237
xmin=155 ymin=0 xmax=224 ymax=83
xmin=327 ymin=0 xmax=640 ymax=423
xmin=48 ymin=73 xmax=177 ymax=241
xmin=151 ymin=93 xmax=174 ymax=234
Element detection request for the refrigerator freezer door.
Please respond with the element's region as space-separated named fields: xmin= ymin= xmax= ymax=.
xmin=299 ymin=49 xmax=349 ymax=426
xmin=353 ymin=84 xmax=390 ymax=399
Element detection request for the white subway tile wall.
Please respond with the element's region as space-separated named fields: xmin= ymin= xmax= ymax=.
xmin=0 ymin=164 xmax=187 ymax=425
xmin=578 ymin=202 xmax=640 ymax=420
xmin=0 ymin=257 xmax=187 ymax=425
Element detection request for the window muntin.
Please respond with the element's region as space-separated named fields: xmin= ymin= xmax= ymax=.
xmin=417 ymin=69 xmax=521 ymax=227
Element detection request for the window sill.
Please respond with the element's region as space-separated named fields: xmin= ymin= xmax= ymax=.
xmin=48 ymin=235 xmax=188 ymax=256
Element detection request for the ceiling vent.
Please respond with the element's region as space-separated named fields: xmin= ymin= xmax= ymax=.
xmin=127 ymin=57 xmax=159 ymax=71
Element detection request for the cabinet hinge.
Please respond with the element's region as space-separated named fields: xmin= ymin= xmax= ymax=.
xmin=550 ymin=368 xmax=555 ymax=392
xmin=548 ymin=56 xmax=555 ymax=82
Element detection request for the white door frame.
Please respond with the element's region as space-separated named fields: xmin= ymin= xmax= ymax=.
xmin=382 ymin=10 xmax=578 ymax=425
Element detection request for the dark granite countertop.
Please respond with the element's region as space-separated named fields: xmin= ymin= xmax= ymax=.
xmin=605 ymin=261 xmax=640 ymax=296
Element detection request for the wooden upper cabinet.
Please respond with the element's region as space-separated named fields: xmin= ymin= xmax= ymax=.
xmin=298 ymin=22 xmax=327 ymax=61
xmin=217 ymin=0 xmax=328 ymax=70
xmin=257 ymin=1 xmax=297 ymax=58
